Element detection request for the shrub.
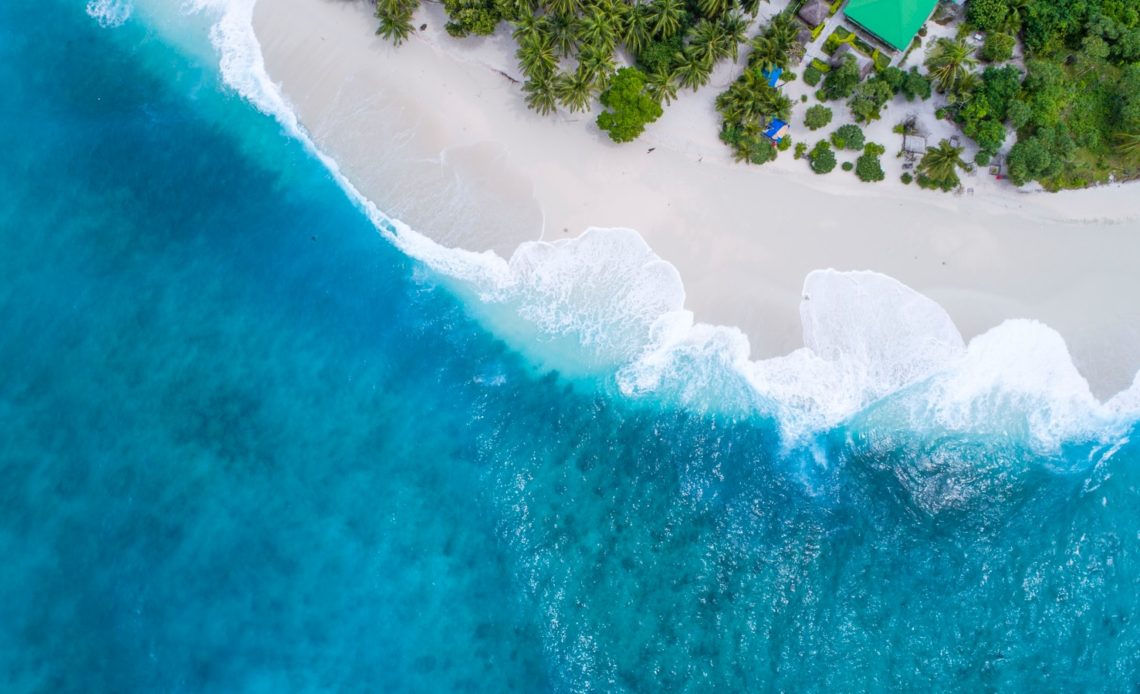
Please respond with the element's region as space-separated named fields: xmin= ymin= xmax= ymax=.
xmin=804 ymin=105 xmax=833 ymax=130
xmin=864 ymin=142 xmax=885 ymax=157
xmin=830 ymin=124 xmax=865 ymax=150
xmin=801 ymin=94 xmax=808 ymax=102
xmin=810 ymin=58 xmax=831 ymax=74
xmin=778 ymin=136 xmax=792 ymax=152
xmin=809 ymin=140 xmax=837 ymax=173
xmin=901 ymin=172 xmax=913 ymax=184
xmin=975 ymin=150 xmax=992 ymax=166
xmin=794 ymin=142 xmax=808 ymax=159
xmin=842 ymin=161 xmax=854 ymax=171
xmin=596 ymin=68 xmax=663 ymax=143
xmin=935 ymin=107 xmax=948 ymax=119
xmin=981 ymin=32 xmax=1016 ymax=62
xmin=821 ymin=55 xmax=860 ymax=100
xmin=803 ymin=66 xmax=822 ymax=87
xmin=855 ymin=152 xmax=885 ymax=181
xmin=901 ymin=68 xmax=932 ymax=101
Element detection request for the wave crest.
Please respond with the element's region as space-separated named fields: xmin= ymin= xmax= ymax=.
xmin=192 ymin=0 xmax=1139 ymax=450
xmin=86 ymin=0 xmax=132 ymax=27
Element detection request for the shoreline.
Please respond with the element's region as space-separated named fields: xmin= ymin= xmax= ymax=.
xmin=250 ymin=0 xmax=1140 ymax=397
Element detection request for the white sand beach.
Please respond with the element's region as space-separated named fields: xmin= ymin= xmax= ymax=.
xmin=251 ymin=0 xmax=1140 ymax=396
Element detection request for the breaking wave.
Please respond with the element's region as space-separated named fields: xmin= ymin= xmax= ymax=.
xmin=86 ymin=0 xmax=132 ymax=27
xmin=183 ymin=0 xmax=1138 ymax=452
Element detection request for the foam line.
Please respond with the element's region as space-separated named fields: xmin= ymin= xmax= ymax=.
xmin=177 ymin=0 xmax=1140 ymax=450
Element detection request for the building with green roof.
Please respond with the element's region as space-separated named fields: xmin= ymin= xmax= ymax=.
xmin=843 ymin=0 xmax=939 ymax=52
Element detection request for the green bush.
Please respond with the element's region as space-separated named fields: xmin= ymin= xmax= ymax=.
xmin=935 ymin=107 xmax=948 ymax=119
xmin=855 ymin=151 xmax=885 ymax=181
xmin=842 ymin=161 xmax=854 ymax=171
xmin=809 ymin=140 xmax=837 ymax=173
xmin=443 ymin=0 xmax=502 ymax=36
xmin=804 ymin=104 xmax=833 ymax=130
xmin=803 ymin=66 xmax=822 ymax=87
xmin=810 ymin=58 xmax=831 ymax=73
xmin=975 ymin=150 xmax=992 ymax=166
xmin=981 ymin=32 xmax=1016 ymax=62
xmin=596 ymin=68 xmax=663 ymax=143
xmin=778 ymin=136 xmax=792 ymax=152
xmin=801 ymin=94 xmax=808 ymax=102
xmin=901 ymin=172 xmax=913 ymax=184
xmin=794 ymin=142 xmax=808 ymax=159
xmin=830 ymin=124 xmax=865 ymax=150
xmin=864 ymin=142 xmax=885 ymax=157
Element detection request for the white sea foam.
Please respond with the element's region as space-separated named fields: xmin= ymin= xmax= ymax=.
xmin=86 ymin=0 xmax=132 ymax=27
xmin=187 ymin=0 xmax=1140 ymax=450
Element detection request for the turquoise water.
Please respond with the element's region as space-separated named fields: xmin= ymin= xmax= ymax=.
xmin=2 ymin=1 xmax=1139 ymax=691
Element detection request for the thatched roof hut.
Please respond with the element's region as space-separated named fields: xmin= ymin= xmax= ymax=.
xmin=798 ymin=0 xmax=829 ymax=27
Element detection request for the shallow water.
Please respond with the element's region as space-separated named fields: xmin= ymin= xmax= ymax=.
xmin=1 ymin=1 xmax=1138 ymax=691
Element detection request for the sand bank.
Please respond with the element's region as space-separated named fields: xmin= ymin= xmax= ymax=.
xmin=251 ymin=0 xmax=1140 ymax=396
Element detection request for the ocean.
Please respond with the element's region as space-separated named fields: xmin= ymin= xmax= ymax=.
xmin=1 ymin=0 xmax=1138 ymax=691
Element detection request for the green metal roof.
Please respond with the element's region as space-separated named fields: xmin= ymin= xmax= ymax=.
xmin=843 ymin=0 xmax=939 ymax=51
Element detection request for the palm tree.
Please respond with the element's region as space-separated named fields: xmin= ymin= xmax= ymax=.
xmin=738 ymin=0 xmax=765 ymax=17
xmin=925 ymin=37 xmax=977 ymax=93
xmin=376 ymin=11 xmax=414 ymax=45
xmin=547 ymin=13 xmax=579 ymax=57
xmin=918 ymin=139 xmax=967 ymax=187
xmin=645 ymin=68 xmax=679 ymax=105
xmin=578 ymin=11 xmax=616 ymax=52
xmin=717 ymin=12 xmax=748 ymax=62
xmin=375 ymin=0 xmax=415 ymax=45
xmin=673 ymin=49 xmax=714 ymax=91
xmin=748 ymin=13 xmax=800 ymax=70
xmin=622 ymin=4 xmax=654 ymax=55
xmin=523 ymin=78 xmax=559 ymax=115
xmin=578 ymin=45 xmax=616 ymax=89
xmin=697 ymin=0 xmax=731 ymax=20
xmin=546 ymin=0 xmax=582 ymax=18
xmin=686 ymin=19 xmax=722 ymax=64
xmin=1113 ymin=131 xmax=1140 ymax=166
xmin=554 ymin=68 xmax=595 ymax=112
xmin=516 ymin=31 xmax=558 ymax=80
xmin=511 ymin=14 xmax=541 ymax=44
xmin=648 ymin=0 xmax=685 ymax=39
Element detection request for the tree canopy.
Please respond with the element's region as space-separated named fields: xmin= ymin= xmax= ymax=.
xmin=596 ymin=68 xmax=664 ymax=142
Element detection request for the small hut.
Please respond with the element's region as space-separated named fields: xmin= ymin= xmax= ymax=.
xmin=901 ymin=116 xmax=930 ymax=161
xmin=797 ymin=0 xmax=829 ymax=27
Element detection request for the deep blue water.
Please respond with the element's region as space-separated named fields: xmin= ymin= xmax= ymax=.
xmin=2 ymin=1 xmax=1139 ymax=691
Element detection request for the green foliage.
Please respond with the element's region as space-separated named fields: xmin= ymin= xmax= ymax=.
xmin=847 ymin=77 xmax=894 ymax=122
xmin=443 ymin=0 xmax=502 ymax=37
xmin=810 ymin=58 xmax=832 ymax=74
xmin=864 ymin=141 xmax=885 ymax=157
xmin=778 ymin=135 xmax=792 ymax=151
xmin=966 ymin=0 xmax=1008 ymax=33
xmin=596 ymin=67 xmax=663 ymax=142
xmin=637 ymin=35 xmax=683 ymax=76
xmin=917 ymin=139 xmax=967 ymax=191
xmin=855 ymin=150 xmax=885 ymax=181
xmin=981 ymin=32 xmax=1017 ymax=62
xmin=925 ymin=37 xmax=977 ymax=93
xmin=803 ymin=65 xmax=822 ymax=86
xmin=716 ymin=63 xmax=794 ymax=164
xmin=901 ymin=68 xmax=932 ymax=101
xmin=830 ymin=124 xmax=865 ymax=150
xmin=821 ymin=55 xmax=860 ymax=101
xmin=803 ymin=104 xmax=833 ymax=130
xmin=809 ymin=140 xmax=837 ymax=173
xmin=376 ymin=0 xmax=418 ymax=45
xmin=975 ymin=150 xmax=992 ymax=166
xmin=794 ymin=141 xmax=808 ymax=159
xmin=748 ymin=13 xmax=806 ymax=72
xmin=841 ymin=161 xmax=854 ymax=171
xmin=900 ymin=172 xmax=913 ymax=184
